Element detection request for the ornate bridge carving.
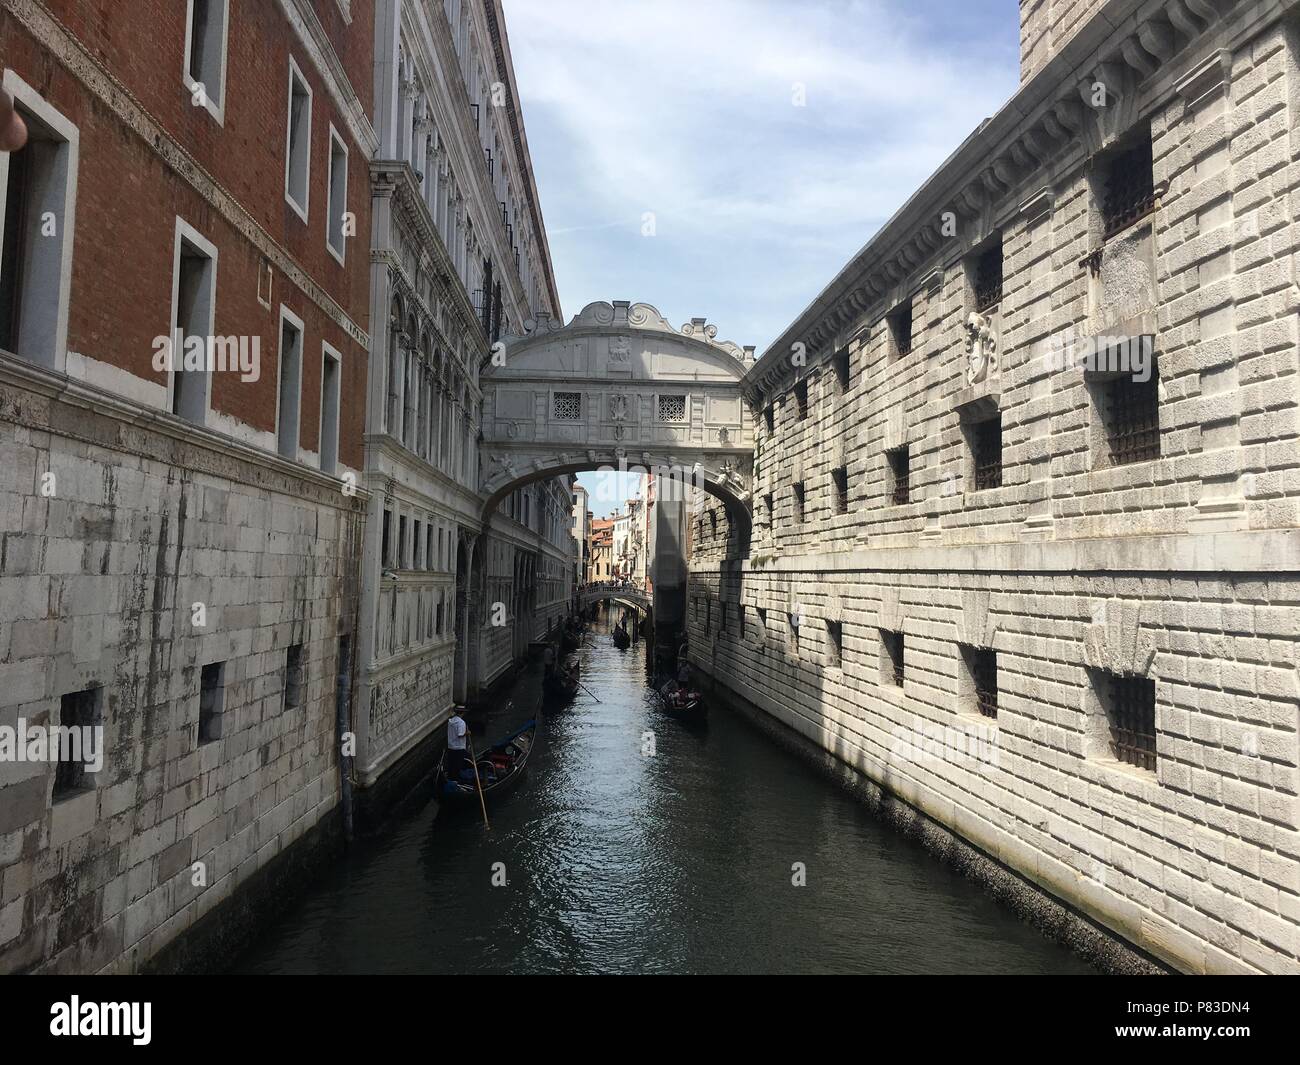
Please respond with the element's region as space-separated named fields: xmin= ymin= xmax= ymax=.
xmin=480 ymin=300 xmax=756 ymax=539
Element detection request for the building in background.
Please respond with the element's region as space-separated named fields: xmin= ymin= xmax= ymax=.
xmin=354 ymin=0 xmax=570 ymax=792
xmin=0 ymin=0 xmax=373 ymax=973
xmin=571 ymin=482 xmax=590 ymax=588
xmin=589 ymin=518 xmax=614 ymax=582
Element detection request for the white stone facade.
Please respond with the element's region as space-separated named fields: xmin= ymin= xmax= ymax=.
xmin=691 ymin=0 xmax=1300 ymax=973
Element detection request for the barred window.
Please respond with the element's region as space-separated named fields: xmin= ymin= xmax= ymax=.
xmin=833 ymin=347 xmax=850 ymax=392
xmin=1102 ymin=356 xmax=1159 ymax=465
xmin=553 ymin=391 xmax=582 ymax=421
xmin=657 ymin=393 xmax=686 ymax=422
xmin=889 ymin=302 xmax=913 ymax=357
xmin=881 ymin=629 xmax=904 ymax=687
xmin=1097 ymin=671 xmax=1157 ymax=772
xmin=793 ymin=482 xmax=805 ymax=523
xmin=973 ymin=239 xmax=1003 ymax=313
xmin=199 ymin=662 xmax=226 ymax=744
xmin=764 ymin=404 xmax=774 ymax=432
xmin=795 ymin=380 xmax=808 ymax=420
xmin=53 ymin=688 xmax=101 ymax=799
xmin=971 ymin=416 xmax=1002 ymax=491
xmin=962 ymin=646 xmax=997 ymax=719
xmin=887 ymin=446 xmax=909 ymax=505
xmin=826 ymin=620 xmax=843 ymax=669
xmin=1101 ymin=135 xmax=1157 ymax=240
xmin=832 ymin=466 xmax=848 ymax=514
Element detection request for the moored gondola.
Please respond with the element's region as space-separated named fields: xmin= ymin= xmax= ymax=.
xmin=437 ymin=718 xmax=537 ymax=804
xmin=544 ymin=654 xmax=581 ymax=702
xmin=654 ymin=676 xmax=704 ymax=718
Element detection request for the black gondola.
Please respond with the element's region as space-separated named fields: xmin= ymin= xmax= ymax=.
xmin=654 ymin=677 xmax=704 ymax=717
xmin=612 ymin=624 xmax=631 ymax=649
xmin=437 ymin=719 xmax=537 ymax=804
xmin=544 ymin=668 xmax=580 ymax=702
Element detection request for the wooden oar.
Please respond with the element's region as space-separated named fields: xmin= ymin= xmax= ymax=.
xmin=576 ymin=679 xmax=602 ymax=703
xmin=467 ymin=734 xmax=490 ymax=831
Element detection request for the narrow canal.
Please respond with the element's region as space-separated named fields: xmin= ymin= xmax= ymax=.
xmin=234 ymin=610 xmax=1096 ymax=975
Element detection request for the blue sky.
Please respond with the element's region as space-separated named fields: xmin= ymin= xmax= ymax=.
xmin=501 ymin=0 xmax=1022 ymax=513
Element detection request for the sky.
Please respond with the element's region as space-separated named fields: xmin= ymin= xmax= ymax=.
xmin=500 ymin=0 xmax=1022 ymax=514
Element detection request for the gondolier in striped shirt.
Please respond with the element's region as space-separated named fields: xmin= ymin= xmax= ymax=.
xmin=446 ymin=706 xmax=469 ymax=782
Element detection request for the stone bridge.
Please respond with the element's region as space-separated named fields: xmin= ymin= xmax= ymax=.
xmin=579 ymin=583 xmax=651 ymax=615
xmin=479 ymin=301 xmax=757 ymax=544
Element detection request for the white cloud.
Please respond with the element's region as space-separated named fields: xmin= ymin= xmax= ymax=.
xmin=504 ymin=0 xmax=1018 ymax=349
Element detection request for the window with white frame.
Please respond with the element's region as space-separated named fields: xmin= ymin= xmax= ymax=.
xmin=326 ymin=125 xmax=348 ymax=263
xmin=183 ymin=0 xmax=229 ymax=123
xmin=284 ymin=58 xmax=312 ymax=222
xmin=276 ymin=307 xmax=304 ymax=459
xmin=0 ymin=71 xmax=79 ymax=371
xmin=169 ymin=218 xmax=218 ymax=425
xmin=320 ymin=341 xmax=341 ymax=473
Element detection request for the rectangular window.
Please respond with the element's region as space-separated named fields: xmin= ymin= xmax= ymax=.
xmin=1100 ymin=356 xmax=1160 ymax=465
xmin=553 ymin=391 xmax=581 ymax=421
xmin=962 ymin=645 xmax=997 ymax=719
xmin=881 ymin=629 xmax=904 ymax=688
xmin=284 ymin=58 xmax=313 ymax=222
xmin=793 ymin=482 xmax=805 ymax=524
xmin=795 ymin=380 xmax=808 ymax=420
xmin=1101 ymin=133 xmax=1156 ymax=240
xmin=970 ymin=416 xmax=1002 ymax=491
xmin=184 ymin=0 xmax=229 ymax=123
xmin=326 ymin=125 xmax=349 ymax=263
xmin=319 ymin=342 xmax=341 ymax=473
xmin=382 ymin=509 xmax=392 ymax=568
xmin=888 ymin=301 xmax=913 ymax=357
xmin=276 ymin=309 xmax=304 ymax=459
xmin=826 ymin=620 xmax=843 ymax=669
xmin=199 ymin=661 xmax=225 ymax=743
xmin=53 ymin=687 xmax=101 ymax=800
xmin=413 ymin=519 xmax=423 ymax=568
xmin=170 ymin=219 xmax=218 ymax=424
xmin=427 ymin=526 xmax=435 ymax=571
xmin=831 ymin=466 xmax=848 ymax=515
xmin=763 ymin=404 xmax=774 ymax=433
xmin=1094 ymin=670 xmax=1157 ymax=772
xmin=788 ymin=612 xmax=799 ymax=654
xmin=657 ymin=393 xmax=687 ymax=422
xmin=398 ymin=515 xmax=408 ymax=569
xmin=0 ymin=72 xmax=79 ymax=371
xmin=887 ymin=445 xmax=909 ymax=505
xmin=284 ymin=644 xmax=304 ymax=710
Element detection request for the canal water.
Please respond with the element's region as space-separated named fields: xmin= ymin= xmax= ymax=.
xmin=234 ymin=609 xmax=1096 ymax=975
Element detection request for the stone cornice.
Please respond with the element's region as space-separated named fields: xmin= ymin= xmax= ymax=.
xmin=0 ymin=353 xmax=371 ymax=511
xmin=481 ymin=0 xmax=564 ymax=320
xmin=744 ymin=0 xmax=1287 ymax=403
xmin=696 ymin=526 xmax=1300 ymax=577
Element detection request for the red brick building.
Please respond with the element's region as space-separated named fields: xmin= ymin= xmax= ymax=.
xmin=0 ymin=0 xmax=376 ymax=972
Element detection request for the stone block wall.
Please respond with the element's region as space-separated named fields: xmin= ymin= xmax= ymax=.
xmin=692 ymin=7 xmax=1300 ymax=973
xmin=0 ymin=374 xmax=364 ymax=973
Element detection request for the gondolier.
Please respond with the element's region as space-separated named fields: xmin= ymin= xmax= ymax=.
xmin=446 ymin=706 xmax=469 ymax=782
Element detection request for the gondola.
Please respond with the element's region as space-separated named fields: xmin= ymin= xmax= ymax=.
xmin=655 ymin=676 xmax=704 ymax=718
xmin=544 ymin=657 xmax=581 ymax=702
xmin=612 ymin=625 xmax=631 ymax=650
xmin=437 ymin=719 xmax=537 ymax=804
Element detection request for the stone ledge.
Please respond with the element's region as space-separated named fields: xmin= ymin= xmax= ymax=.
xmin=696 ymin=526 xmax=1300 ymax=576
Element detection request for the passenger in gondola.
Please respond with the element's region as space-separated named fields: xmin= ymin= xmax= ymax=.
xmin=542 ymin=642 xmax=556 ymax=679
xmin=446 ymin=706 xmax=469 ymax=781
